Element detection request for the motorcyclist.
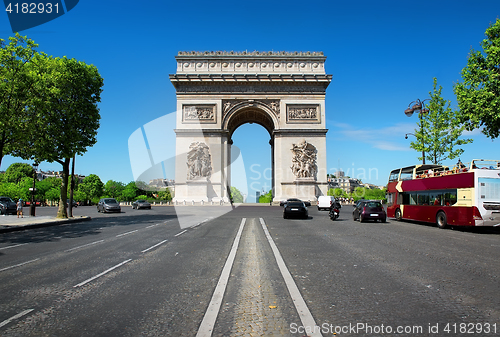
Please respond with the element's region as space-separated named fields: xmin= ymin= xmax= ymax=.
xmin=329 ymin=198 xmax=342 ymax=219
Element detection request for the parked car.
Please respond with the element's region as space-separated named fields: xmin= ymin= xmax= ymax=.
xmin=0 ymin=196 xmax=17 ymax=215
xmin=132 ymin=199 xmax=151 ymax=209
xmin=283 ymin=201 xmax=309 ymax=219
xmin=97 ymin=198 xmax=121 ymax=213
xmin=280 ymin=198 xmax=311 ymax=207
xmin=317 ymin=196 xmax=335 ymax=210
xmin=66 ymin=200 xmax=77 ymax=208
xmin=352 ymin=200 xmax=386 ymax=222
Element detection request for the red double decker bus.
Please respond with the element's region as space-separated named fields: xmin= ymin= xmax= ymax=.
xmin=386 ymin=159 xmax=500 ymax=229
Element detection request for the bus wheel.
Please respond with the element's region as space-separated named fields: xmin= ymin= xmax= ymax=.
xmin=395 ymin=209 xmax=402 ymax=221
xmin=436 ymin=211 xmax=447 ymax=229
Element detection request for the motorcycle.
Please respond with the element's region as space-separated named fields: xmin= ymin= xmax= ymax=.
xmin=329 ymin=205 xmax=340 ymax=221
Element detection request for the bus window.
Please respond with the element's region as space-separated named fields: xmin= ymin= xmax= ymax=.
xmin=410 ymin=193 xmax=417 ymax=205
xmin=389 ymin=170 xmax=400 ymax=182
xmin=429 ymin=191 xmax=442 ymax=206
xmin=387 ymin=193 xmax=395 ymax=206
xmin=443 ymin=190 xmax=457 ymax=206
xmin=400 ymin=172 xmax=413 ymax=181
xmin=418 ymin=193 xmax=430 ymax=205
xmin=400 ymin=192 xmax=410 ymax=205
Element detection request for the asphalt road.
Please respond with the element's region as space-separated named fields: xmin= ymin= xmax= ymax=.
xmin=0 ymin=205 xmax=499 ymax=336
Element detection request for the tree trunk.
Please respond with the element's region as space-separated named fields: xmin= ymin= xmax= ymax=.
xmin=69 ymin=155 xmax=75 ymax=217
xmin=56 ymin=157 xmax=71 ymax=218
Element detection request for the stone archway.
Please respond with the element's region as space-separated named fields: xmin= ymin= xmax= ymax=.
xmin=169 ymin=51 xmax=332 ymax=203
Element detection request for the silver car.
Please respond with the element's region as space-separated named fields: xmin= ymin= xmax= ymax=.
xmin=132 ymin=199 xmax=151 ymax=209
xmin=97 ymin=198 xmax=121 ymax=213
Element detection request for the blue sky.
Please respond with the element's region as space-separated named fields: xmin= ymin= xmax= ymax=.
xmin=1 ymin=0 xmax=499 ymax=202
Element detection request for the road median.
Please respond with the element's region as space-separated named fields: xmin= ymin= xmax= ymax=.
xmin=0 ymin=215 xmax=92 ymax=233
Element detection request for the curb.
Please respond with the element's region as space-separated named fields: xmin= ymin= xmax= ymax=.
xmin=0 ymin=216 xmax=92 ymax=233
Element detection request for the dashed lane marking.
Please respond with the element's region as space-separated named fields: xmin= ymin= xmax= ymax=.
xmin=0 ymin=258 xmax=40 ymax=273
xmin=141 ymin=240 xmax=168 ymax=253
xmin=0 ymin=309 xmax=34 ymax=328
xmin=73 ymin=259 xmax=132 ymax=288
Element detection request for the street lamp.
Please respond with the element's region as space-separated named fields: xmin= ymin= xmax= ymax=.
xmin=404 ymin=99 xmax=429 ymax=164
xmin=30 ymin=162 xmax=39 ymax=216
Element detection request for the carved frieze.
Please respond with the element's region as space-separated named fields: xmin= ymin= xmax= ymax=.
xmin=222 ymin=99 xmax=280 ymax=118
xmin=286 ymin=104 xmax=320 ymax=124
xmin=187 ymin=142 xmax=212 ymax=180
xmin=182 ymin=104 xmax=216 ymax=123
xmin=290 ymin=140 xmax=317 ymax=179
xmin=173 ymin=82 xmax=329 ymax=94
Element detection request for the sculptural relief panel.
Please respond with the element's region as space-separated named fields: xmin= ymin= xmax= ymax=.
xmin=182 ymin=104 xmax=216 ymax=123
xmin=286 ymin=104 xmax=320 ymax=124
xmin=290 ymin=140 xmax=317 ymax=179
xmin=187 ymin=142 xmax=212 ymax=180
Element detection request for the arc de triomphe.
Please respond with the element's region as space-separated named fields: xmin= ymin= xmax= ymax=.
xmin=169 ymin=51 xmax=332 ymax=204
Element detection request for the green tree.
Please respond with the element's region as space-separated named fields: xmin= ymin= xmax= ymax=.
xmin=157 ymin=189 xmax=173 ymax=202
xmin=121 ymin=181 xmax=139 ymax=201
xmin=258 ymin=189 xmax=273 ymax=203
xmin=454 ymin=18 xmax=500 ymax=139
xmin=16 ymin=54 xmax=103 ymax=218
xmin=410 ymin=78 xmax=473 ymax=164
xmin=0 ymin=181 xmax=21 ymax=200
xmin=45 ymin=187 xmax=60 ymax=204
xmin=79 ymin=174 xmax=104 ymax=203
xmin=104 ymin=180 xmax=125 ymax=199
xmin=0 ymin=34 xmax=38 ymax=167
xmin=230 ymin=186 xmax=244 ymax=203
xmin=3 ymin=162 xmax=34 ymax=183
xmin=36 ymin=176 xmax=61 ymax=203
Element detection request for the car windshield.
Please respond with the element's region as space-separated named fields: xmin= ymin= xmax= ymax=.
xmin=105 ymin=199 xmax=118 ymax=204
xmin=0 ymin=197 xmax=13 ymax=202
xmin=287 ymin=202 xmax=303 ymax=207
xmin=366 ymin=202 xmax=382 ymax=208
xmin=137 ymin=200 xmax=146 ymax=203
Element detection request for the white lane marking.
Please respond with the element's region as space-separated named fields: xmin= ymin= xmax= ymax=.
xmin=116 ymin=230 xmax=139 ymax=237
xmin=0 ymin=243 xmax=29 ymax=251
xmin=73 ymin=259 xmax=132 ymax=288
xmin=191 ymin=218 xmax=212 ymax=229
xmin=146 ymin=224 xmax=159 ymax=228
xmin=196 ymin=218 xmax=246 ymax=337
xmin=0 ymin=308 xmax=34 ymax=328
xmin=0 ymin=258 xmax=40 ymax=272
xmin=141 ymin=240 xmax=168 ymax=253
xmin=260 ymin=218 xmax=323 ymax=337
xmin=174 ymin=230 xmax=187 ymax=237
xmin=65 ymin=240 xmax=105 ymax=252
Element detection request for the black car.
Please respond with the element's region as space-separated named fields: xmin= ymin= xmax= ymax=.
xmin=132 ymin=199 xmax=151 ymax=209
xmin=280 ymin=198 xmax=311 ymax=207
xmin=283 ymin=201 xmax=309 ymax=219
xmin=353 ymin=200 xmax=386 ymax=222
xmin=97 ymin=198 xmax=121 ymax=213
xmin=0 ymin=196 xmax=17 ymax=215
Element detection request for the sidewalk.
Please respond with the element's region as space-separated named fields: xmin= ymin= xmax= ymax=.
xmin=0 ymin=214 xmax=91 ymax=233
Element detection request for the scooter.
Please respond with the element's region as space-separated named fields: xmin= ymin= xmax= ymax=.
xmin=329 ymin=205 xmax=340 ymax=221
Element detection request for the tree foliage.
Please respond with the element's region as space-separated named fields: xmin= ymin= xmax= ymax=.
xmin=104 ymin=180 xmax=125 ymax=199
xmin=454 ymin=18 xmax=500 ymax=139
xmin=258 ymin=189 xmax=273 ymax=203
xmin=0 ymin=34 xmax=38 ymax=167
xmin=3 ymin=162 xmax=33 ymax=183
xmin=230 ymin=186 xmax=244 ymax=203
xmin=15 ymin=54 xmax=104 ymax=218
xmin=410 ymin=78 xmax=473 ymax=164
xmin=78 ymin=174 xmax=104 ymax=202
